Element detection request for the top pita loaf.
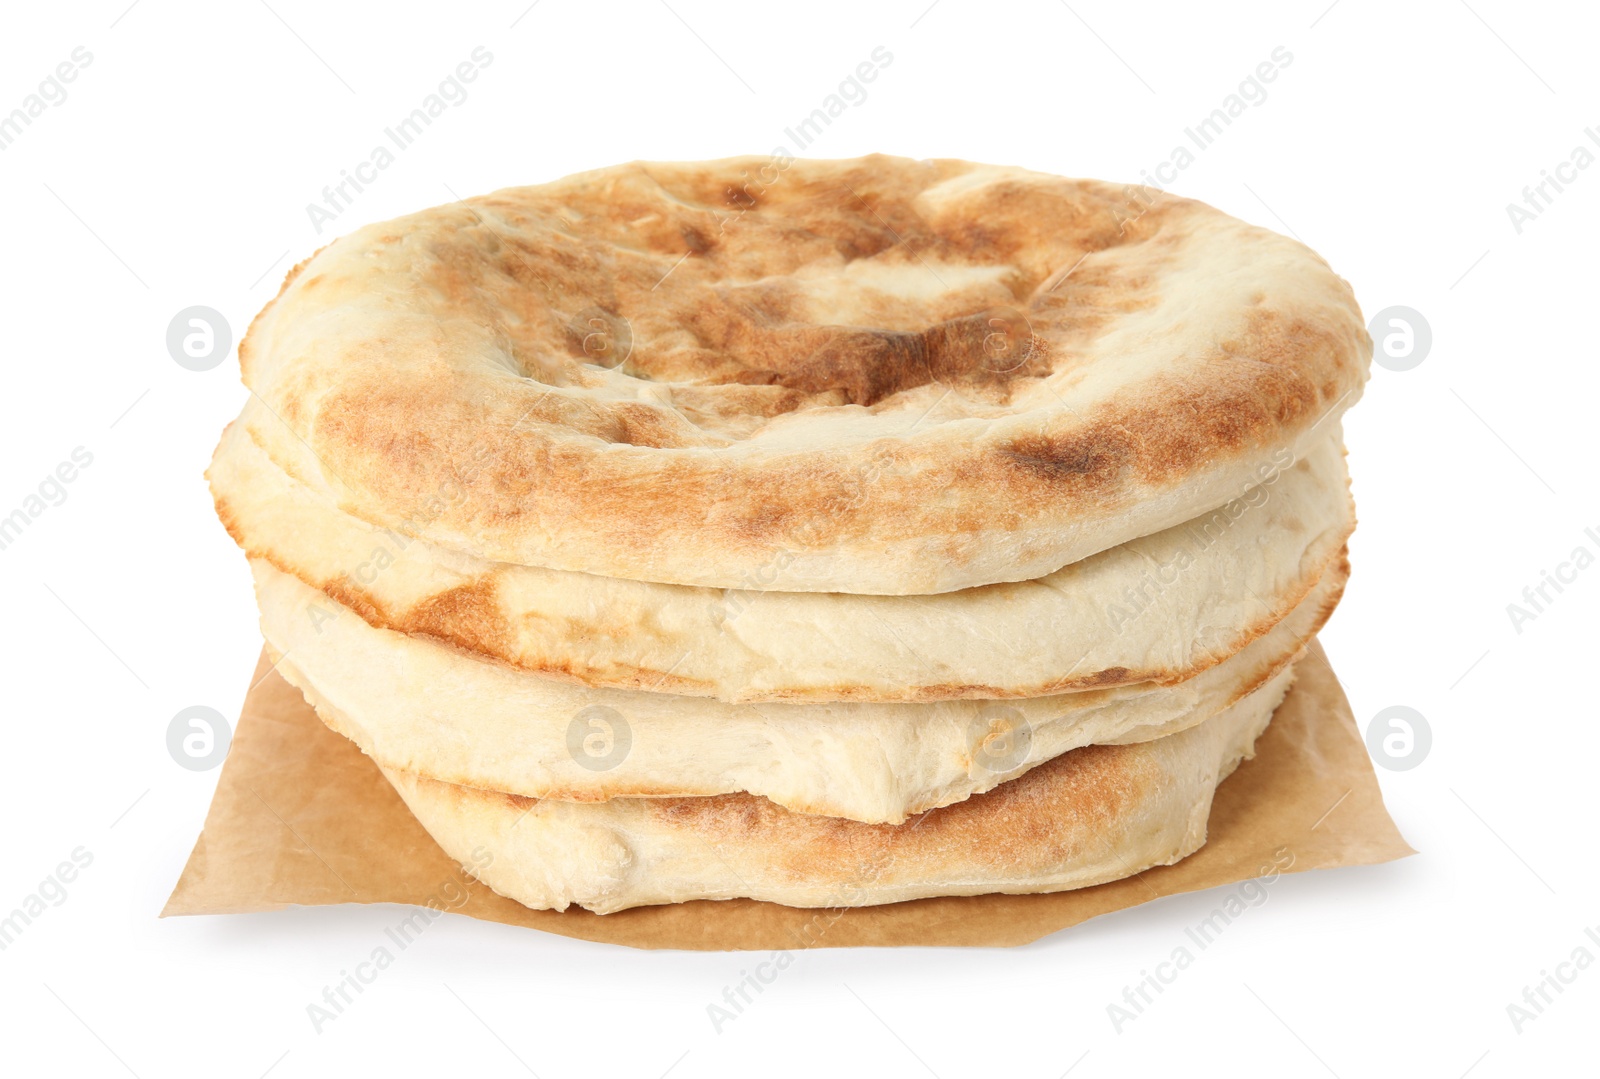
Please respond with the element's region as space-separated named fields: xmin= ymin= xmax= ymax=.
xmin=240 ymin=155 xmax=1369 ymax=593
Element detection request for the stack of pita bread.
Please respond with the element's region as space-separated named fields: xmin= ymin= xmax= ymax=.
xmin=209 ymin=156 xmax=1370 ymax=914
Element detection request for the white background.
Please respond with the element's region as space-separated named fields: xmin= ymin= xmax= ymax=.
xmin=1 ymin=0 xmax=1596 ymax=1075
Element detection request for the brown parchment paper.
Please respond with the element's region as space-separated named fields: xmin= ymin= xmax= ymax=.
xmin=162 ymin=640 xmax=1413 ymax=949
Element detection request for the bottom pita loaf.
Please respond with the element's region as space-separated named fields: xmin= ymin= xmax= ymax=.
xmin=364 ymin=665 xmax=1295 ymax=914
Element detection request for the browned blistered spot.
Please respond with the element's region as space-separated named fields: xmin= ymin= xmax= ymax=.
xmin=654 ymin=794 xmax=766 ymax=833
xmin=717 ymin=311 xmax=1056 ymax=408
xmin=320 ymin=573 xmax=389 ymax=627
xmin=993 ymin=309 xmax=1336 ymax=495
xmin=724 ymin=182 xmax=759 ymax=210
xmin=1077 ymin=666 xmax=1132 ymax=688
xmin=680 ymin=224 xmax=713 ymax=254
xmin=501 ymin=791 xmax=537 ymax=813
xmin=396 ymin=577 xmax=510 ymax=658
xmin=999 ymin=429 xmax=1132 ymax=483
xmin=605 ymin=402 xmax=699 ymax=448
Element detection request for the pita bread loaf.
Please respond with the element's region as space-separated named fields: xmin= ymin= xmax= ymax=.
xmin=236 ymin=155 xmax=1369 ymax=594
xmin=212 ymin=413 xmax=1353 ymax=703
xmin=256 ymin=554 xmax=1342 ymax=824
xmin=203 ymin=156 xmax=1373 ymax=918
xmin=370 ymin=666 xmax=1294 ymax=913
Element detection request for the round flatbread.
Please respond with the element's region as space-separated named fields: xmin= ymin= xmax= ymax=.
xmin=258 ymin=555 xmax=1342 ymax=824
xmin=237 ymin=155 xmax=1369 ymax=593
xmin=213 ymin=415 xmax=1353 ymax=703
xmin=372 ymin=666 xmax=1294 ymax=913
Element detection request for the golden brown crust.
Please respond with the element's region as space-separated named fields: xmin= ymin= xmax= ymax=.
xmin=236 ymin=155 xmax=1370 ymax=593
xmin=210 ymin=403 xmax=1357 ymax=704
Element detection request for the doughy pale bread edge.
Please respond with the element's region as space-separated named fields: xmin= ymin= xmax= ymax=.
xmin=369 ymin=666 xmax=1294 ymax=913
xmin=258 ymin=551 xmax=1343 ymax=823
